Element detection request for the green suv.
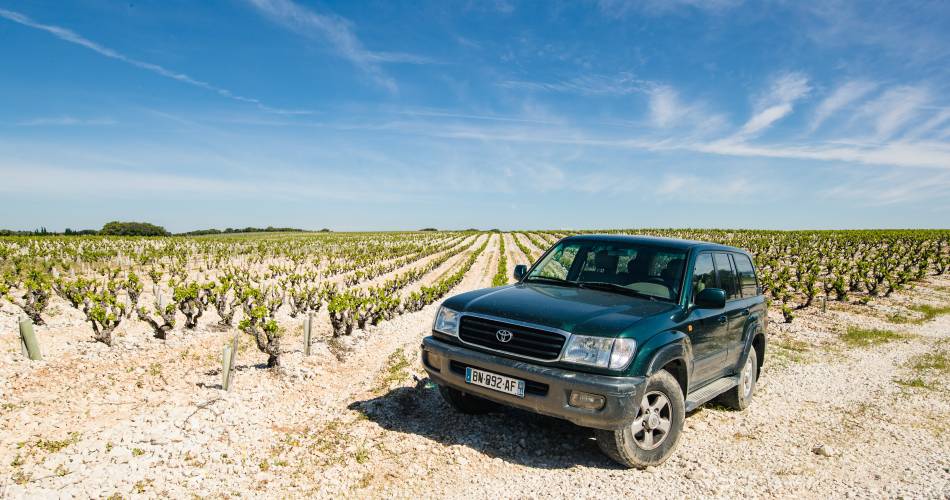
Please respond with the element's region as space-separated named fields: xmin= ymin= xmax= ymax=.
xmin=421 ymin=234 xmax=767 ymax=468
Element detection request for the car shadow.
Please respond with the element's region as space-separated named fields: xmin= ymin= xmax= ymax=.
xmin=348 ymin=378 xmax=625 ymax=470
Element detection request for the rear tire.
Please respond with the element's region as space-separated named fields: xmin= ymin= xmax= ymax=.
xmin=716 ymin=348 xmax=757 ymax=410
xmin=438 ymin=385 xmax=497 ymax=414
xmin=596 ymin=370 xmax=685 ymax=468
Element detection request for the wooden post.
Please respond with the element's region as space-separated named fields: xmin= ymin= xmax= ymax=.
xmin=19 ymin=317 xmax=42 ymax=361
xmin=222 ymin=333 xmax=239 ymax=391
xmin=221 ymin=344 xmax=233 ymax=390
xmin=303 ymin=314 xmax=312 ymax=356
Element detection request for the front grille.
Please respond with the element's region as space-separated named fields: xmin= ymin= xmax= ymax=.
xmin=458 ymin=316 xmax=565 ymax=360
xmin=449 ymin=361 xmax=549 ymax=396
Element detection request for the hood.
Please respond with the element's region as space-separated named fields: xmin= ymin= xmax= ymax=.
xmin=442 ymin=283 xmax=678 ymax=337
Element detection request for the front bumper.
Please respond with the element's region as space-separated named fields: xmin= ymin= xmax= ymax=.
xmin=421 ymin=336 xmax=645 ymax=430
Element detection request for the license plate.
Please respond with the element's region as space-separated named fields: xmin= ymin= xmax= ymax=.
xmin=465 ymin=367 xmax=525 ymax=398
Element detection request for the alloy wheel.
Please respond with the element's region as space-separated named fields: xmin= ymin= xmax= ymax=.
xmin=631 ymin=391 xmax=673 ymax=450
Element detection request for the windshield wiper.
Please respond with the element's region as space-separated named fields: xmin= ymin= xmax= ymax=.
xmin=577 ymin=282 xmax=665 ymax=302
xmin=524 ymin=276 xmax=577 ymax=287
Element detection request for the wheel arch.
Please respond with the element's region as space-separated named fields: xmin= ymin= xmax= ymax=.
xmin=751 ymin=331 xmax=766 ymax=378
xmin=658 ymin=358 xmax=688 ymax=399
xmin=641 ymin=335 xmax=692 ymax=397
xmin=737 ymin=322 xmax=766 ymax=379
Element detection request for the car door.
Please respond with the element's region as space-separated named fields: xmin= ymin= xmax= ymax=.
xmin=685 ymin=252 xmax=729 ymax=384
xmin=714 ymin=252 xmax=747 ymax=369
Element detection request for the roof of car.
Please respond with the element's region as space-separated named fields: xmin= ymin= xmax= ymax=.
xmin=559 ymin=233 xmax=748 ymax=254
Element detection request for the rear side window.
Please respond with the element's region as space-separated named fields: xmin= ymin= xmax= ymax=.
xmin=733 ymin=254 xmax=758 ymax=297
xmin=713 ymin=253 xmax=738 ymax=300
xmin=690 ymin=253 xmax=716 ymax=303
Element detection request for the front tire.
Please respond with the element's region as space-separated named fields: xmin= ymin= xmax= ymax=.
xmin=438 ymin=385 xmax=497 ymax=414
xmin=716 ymin=348 xmax=757 ymax=410
xmin=596 ymin=370 xmax=685 ymax=468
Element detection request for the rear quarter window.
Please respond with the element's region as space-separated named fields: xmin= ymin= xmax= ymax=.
xmin=733 ymin=253 xmax=758 ymax=297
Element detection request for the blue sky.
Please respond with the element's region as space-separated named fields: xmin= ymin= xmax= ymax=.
xmin=1 ymin=0 xmax=949 ymax=231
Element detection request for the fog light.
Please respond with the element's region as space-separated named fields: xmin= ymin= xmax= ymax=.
xmin=569 ymin=391 xmax=606 ymax=410
xmin=424 ymin=351 xmax=442 ymax=371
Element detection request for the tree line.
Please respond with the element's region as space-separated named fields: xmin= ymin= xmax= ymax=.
xmin=0 ymin=221 xmax=308 ymax=237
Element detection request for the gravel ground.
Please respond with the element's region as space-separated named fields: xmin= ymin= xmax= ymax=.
xmin=1 ymin=237 xmax=948 ymax=498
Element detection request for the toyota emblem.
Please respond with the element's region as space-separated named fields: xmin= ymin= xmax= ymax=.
xmin=496 ymin=329 xmax=513 ymax=343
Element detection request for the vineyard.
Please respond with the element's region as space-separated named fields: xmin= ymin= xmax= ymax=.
xmin=1 ymin=229 xmax=949 ymax=497
xmin=3 ymin=229 xmax=947 ymax=356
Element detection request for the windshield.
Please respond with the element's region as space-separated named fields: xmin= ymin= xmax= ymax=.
xmin=525 ymin=240 xmax=687 ymax=302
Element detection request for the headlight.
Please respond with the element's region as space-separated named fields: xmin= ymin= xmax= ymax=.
xmin=563 ymin=335 xmax=637 ymax=370
xmin=433 ymin=306 xmax=461 ymax=336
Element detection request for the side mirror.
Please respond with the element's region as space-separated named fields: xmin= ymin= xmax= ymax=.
xmin=695 ymin=288 xmax=726 ymax=309
xmin=513 ymin=264 xmax=528 ymax=281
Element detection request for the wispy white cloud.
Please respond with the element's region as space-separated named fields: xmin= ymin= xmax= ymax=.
xmin=734 ymin=72 xmax=810 ymax=138
xmin=498 ymin=73 xmax=646 ymax=96
xmin=245 ymin=0 xmax=432 ymax=92
xmin=694 ymin=139 xmax=950 ymax=170
xmin=737 ymin=104 xmax=793 ymax=137
xmin=809 ymin=80 xmax=878 ymax=132
xmin=761 ymin=73 xmax=812 ymax=106
xmin=645 ymin=84 xmax=727 ymax=134
xmin=17 ymin=116 xmax=116 ymax=127
xmin=904 ymin=108 xmax=950 ymax=140
xmin=0 ymin=8 xmax=308 ymax=115
xmin=854 ymin=86 xmax=929 ymax=141
xmin=493 ymin=71 xmax=942 ymax=173
xmin=647 ymin=85 xmax=687 ymax=128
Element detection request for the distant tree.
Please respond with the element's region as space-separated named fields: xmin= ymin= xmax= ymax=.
xmin=100 ymin=221 xmax=170 ymax=237
xmin=320 ymin=228 xmax=331 ymax=232
xmin=419 ymin=228 xmax=438 ymax=232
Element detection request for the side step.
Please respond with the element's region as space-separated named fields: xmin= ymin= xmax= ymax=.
xmin=685 ymin=375 xmax=738 ymax=412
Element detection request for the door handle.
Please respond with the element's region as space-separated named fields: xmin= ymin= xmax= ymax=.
xmin=717 ymin=315 xmax=728 ymax=324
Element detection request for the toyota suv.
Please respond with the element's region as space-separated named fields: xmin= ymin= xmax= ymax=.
xmin=421 ymin=234 xmax=767 ymax=468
